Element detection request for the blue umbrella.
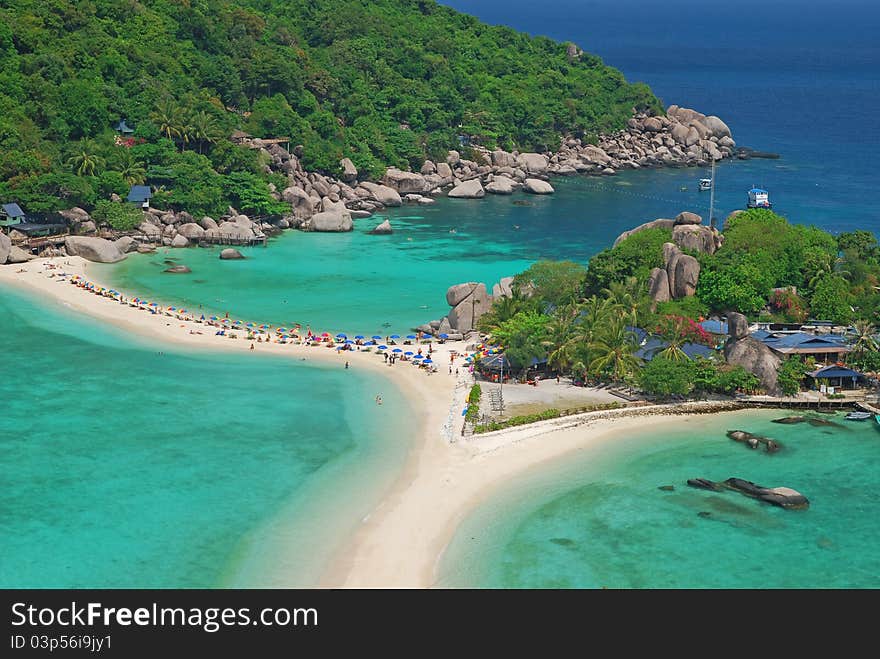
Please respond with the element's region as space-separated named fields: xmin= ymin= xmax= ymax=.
xmin=439 ymin=333 xmax=449 ymax=338
xmin=390 ymin=334 xmax=400 ymax=339
xmin=364 ymin=341 xmax=375 ymax=346
xmin=336 ymin=333 xmax=347 ymax=338
xmin=355 ymin=335 xmax=365 ymax=340
xmin=372 ymin=335 xmax=382 ymax=340
xmin=378 ymin=345 xmax=388 ymax=350
xmin=392 ymin=348 xmax=402 ymax=353
xmin=344 ymin=339 xmax=354 ymax=344
xmin=413 ymin=355 xmax=423 ymax=360
xmin=406 ymin=334 xmax=417 ymax=339
xmin=423 ymin=359 xmax=433 ymax=364
xmin=405 ymin=351 xmax=414 ymax=356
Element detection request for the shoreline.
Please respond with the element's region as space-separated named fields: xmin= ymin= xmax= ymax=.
xmin=0 ymin=259 xmax=770 ymax=587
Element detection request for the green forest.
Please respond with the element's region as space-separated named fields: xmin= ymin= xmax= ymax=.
xmin=0 ymin=0 xmax=660 ymax=216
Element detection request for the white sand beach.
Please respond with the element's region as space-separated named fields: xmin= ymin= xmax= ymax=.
xmin=0 ymin=258 xmax=735 ymax=588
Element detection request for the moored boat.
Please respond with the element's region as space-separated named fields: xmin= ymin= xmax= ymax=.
xmin=747 ymin=187 xmax=772 ymax=209
xmin=844 ymin=411 xmax=872 ymax=421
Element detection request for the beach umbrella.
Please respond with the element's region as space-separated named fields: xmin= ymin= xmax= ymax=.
xmin=336 ymin=333 xmax=347 ymax=338
xmin=390 ymin=334 xmax=400 ymax=339
xmin=322 ymin=332 xmax=330 ymax=337
xmin=372 ymin=335 xmax=382 ymax=340
xmin=378 ymin=345 xmax=388 ymax=350
xmin=413 ymin=355 xmax=423 ymax=360
xmin=260 ymin=324 xmax=269 ymax=329
xmin=406 ymin=334 xmax=417 ymax=339
xmin=405 ymin=351 xmax=414 ymax=356
xmin=246 ymin=323 xmax=254 ymax=328
xmin=210 ymin=316 xmax=218 ymax=320
xmin=364 ymin=341 xmax=375 ymax=346
xmin=344 ymin=340 xmax=354 ymax=344
xmin=423 ymin=358 xmax=433 ymax=364
xmin=439 ymin=333 xmax=449 ymax=338
xmin=392 ymin=348 xmax=402 ymax=353
xmin=277 ymin=327 xmax=287 ymax=333
xmin=355 ymin=335 xmax=365 ymax=340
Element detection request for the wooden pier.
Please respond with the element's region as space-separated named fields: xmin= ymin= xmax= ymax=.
xmin=197 ymin=233 xmax=268 ymax=247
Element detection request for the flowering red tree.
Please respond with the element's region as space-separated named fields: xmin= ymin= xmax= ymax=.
xmin=654 ymin=315 xmax=713 ymax=346
xmin=769 ymin=289 xmax=808 ymax=323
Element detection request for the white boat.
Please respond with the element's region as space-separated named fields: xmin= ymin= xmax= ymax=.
xmin=747 ymin=187 xmax=772 ymax=209
xmin=844 ymin=411 xmax=872 ymax=421
xmin=699 ymin=178 xmax=712 ymax=191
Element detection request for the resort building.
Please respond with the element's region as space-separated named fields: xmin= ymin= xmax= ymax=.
xmin=632 ymin=327 xmax=716 ymax=361
xmin=127 ymin=185 xmax=152 ymax=209
xmin=1 ymin=203 xmax=25 ymax=230
xmin=807 ymin=365 xmax=865 ymax=391
xmin=753 ymin=330 xmax=851 ymax=365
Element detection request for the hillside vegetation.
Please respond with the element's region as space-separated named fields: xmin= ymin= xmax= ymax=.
xmin=0 ymin=0 xmax=660 ymax=215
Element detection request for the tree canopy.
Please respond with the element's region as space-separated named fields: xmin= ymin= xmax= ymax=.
xmin=0 ymin=0 xmax=661 ymax=215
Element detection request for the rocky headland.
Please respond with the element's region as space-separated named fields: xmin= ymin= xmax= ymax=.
xmin=1 ymin=105 xmax=742 ymax=268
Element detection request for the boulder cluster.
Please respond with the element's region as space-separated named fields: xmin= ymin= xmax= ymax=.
xmin=417 ymin=276 xmax=516 ymax=336
xmin=3 ymin=104 xmax=737 ymax=265
xmin=723 ymin=312 xmax=782 ymax=395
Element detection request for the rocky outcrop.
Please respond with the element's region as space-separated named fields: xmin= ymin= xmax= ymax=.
xmin=171 ymin=234 xmax=189 ymax=248
xmin=64 ymin=236 xmax=127 ymax=263
xmin=724 ymin=312 xmax=781 ymax=394
xmin=0 ymin=232 xmax=11 ymax=264
xmin=6 ymin=246 xmax=35 ymax=263
xmin=369 ymin=219 xmax=392 ymax=235
xmin=308 ymin=210 xmax=353 ymax=232
xmin=672 ymin=224 xmax=722 ymax=255
xmin=523 ymin=178 xmax=554 ymax=194
xmin=219 ymin=248 xmax=245 ymax=260
xmin=613 ymin=219 xmax=675 ymax=247
xmin=58 ymin=207 xmax=91 ymax=224
xmin=670 ymin=254 xmax=700 ymax=298
xmin=517 ymin=153 xmax=549 ymax=175
xmin=383 ymin=168 xmax=428 ymax=195
xmin=445 ymin=282 xmax=492 ymax=332
xmin=177 ymin=223 xmax=206 ymax=240
xmin=340 ymin=158 xmax=358 ymax=183
xmin=448 ymin=179 xmax=485 ymax=199
xmin=359 ymin=182 xmax=402 ymax=207
xmin=492 ymin=276 xmax=515 ymax=299
xmin=114 ymin=236 xmax=136 ymax=254
xmin=675 ymin=211 xmax=702 ymax=225
xmin=647 ymin=267 xmax=671 ymax=305
xmin=485 ymin=177 xmax=515 ymax=195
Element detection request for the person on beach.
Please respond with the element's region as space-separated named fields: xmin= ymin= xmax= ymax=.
xmin=225 ymin=311 xmax=229 ymax=319
xmin=345 ymin=361 xmax=350 ymax=369
xmin=375 ymin=395 xmax=383 ymax=405
xmin=384 ymin=353 xmax=388 ymax=363
xmin=250 ymin=343 xmax=255 ymax=350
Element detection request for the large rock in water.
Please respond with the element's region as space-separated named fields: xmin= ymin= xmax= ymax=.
xmin=724 ymin=312 xmax=781 ymax=394
xmin=359 ymin=182 xmax=402 ymax=207
xmin=177 ymin=223 xmax=205 ymax=240
xmin=383 ymin=168 xmax=428 ymax=194
xmin=0 ymin=232 xmax=11 ymax=264
xmin=309 ymin=210 xmax=353 ymax=232
xmin=703 ymin=116 xmax=732 ymax=139
xmin=523 ymin=178 xmax=555 ymax=194
xmin=448 ymin=179 xmax=485 ymax=199
xmin=485 ymin=177 xmax=514 ymax=195
xmin=219 ymin=248 xmax=245 ymax=260
xmin=171 ymin=234 xmax=189 ymax=248
xmin=613 ymin=219 xmax=675 ymax=247
xmin=517 ymin=153 xmax=549 ymax=174
xmin=64 ymin=236 xmax=127 ymax=263
xmin=369 ymin=219 xmax=392 ymax=235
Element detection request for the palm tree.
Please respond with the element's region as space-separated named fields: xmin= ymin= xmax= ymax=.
xmin=603 ymin=276 xmax=651 ymax=327
xmin=150 ymin=100 xmax=181 ymax=142
xmin=114 ymin=151 xmax=146 ymax=186
xmin=67 ymin=148 xmax=105 ymax=177
xmin=189 ymin=111 xmax=221 ymax=154
xmin=542 ymin=303 xmax=580 ymax=374
xmin=588 ymin=314 xmax=642 ymax=384
xmin=655 ymin=316 xmax=693 ymax=362
xmin=851 ymin=320 xmax=878 ymax=354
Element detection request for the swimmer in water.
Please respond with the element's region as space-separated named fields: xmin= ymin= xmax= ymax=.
xmin=449 ymin=228 xmax=456 ymax=233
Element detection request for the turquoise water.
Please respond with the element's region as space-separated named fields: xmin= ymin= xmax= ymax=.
xmin=100 ymin=161 xmax=802 ymax=336
xmin=0 ymin=286 xmax=411 ymax=588
xmin=438 ymin=410 xmax=880 ymax=588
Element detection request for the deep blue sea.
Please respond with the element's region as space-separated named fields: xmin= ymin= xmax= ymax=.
xmin=445 ymin=0 xmax=880 ymax=233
